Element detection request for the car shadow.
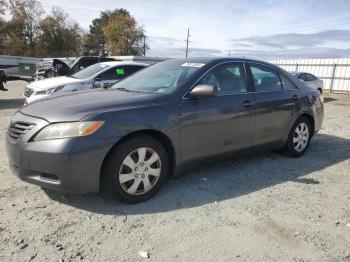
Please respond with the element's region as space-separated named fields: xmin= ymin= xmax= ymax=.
xmin=0 ymin=99 xmax=24 ymax=110
xmin=45 ymin=133 xmax=350 ymax=215
xmin=324 ymin=97 xmax=337 ymax=103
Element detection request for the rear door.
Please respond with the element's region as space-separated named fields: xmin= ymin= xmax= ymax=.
xmin=179 ymin=62 xmax=255 ymax=161
xmin=247 ymin=63 xmax=300 ymax=146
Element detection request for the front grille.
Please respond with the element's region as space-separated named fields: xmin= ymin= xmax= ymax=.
xmin=24 ymin=87 xmax=34 ymax=98
xmin=8 ymin=122 xmax=35 ymax=140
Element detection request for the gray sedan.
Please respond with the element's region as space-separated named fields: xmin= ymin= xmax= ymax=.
xmin=6 ymin=58 xmax=324 ymax=203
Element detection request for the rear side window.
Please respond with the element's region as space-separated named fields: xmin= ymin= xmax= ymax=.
xmin=249 ymin=64 xmax=282 ymax=91
xmin=99 ymin=65 xmax=145 ymax=80
xmin=280 ymin=74 xmax=297 ymax=90
xmin=198 ymin=63 xmax=247 ymax=94
xmin=298 ymin=73 xmax=307 ymax=81
xmin=306 ymin=73 xmax=317 ymax=81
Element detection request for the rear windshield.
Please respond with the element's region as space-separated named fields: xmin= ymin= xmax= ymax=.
xmin=111 ymin=60 xmax=205 ymax=93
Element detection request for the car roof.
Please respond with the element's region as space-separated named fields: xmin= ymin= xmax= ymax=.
xmin=289 ymin=71 xmax=315 ymax=75
xmin=166 ymin=57 xmax=281 ymax=67
xmin=98 ymin=61 xmax=148 ymax=67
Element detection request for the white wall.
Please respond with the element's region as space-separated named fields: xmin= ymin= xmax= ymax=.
xmin=270 ymin=58 xmax=350 ymax=93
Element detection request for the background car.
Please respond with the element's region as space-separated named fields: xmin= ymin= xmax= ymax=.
xmin=290 ymin=72 xmax=324 ymax=93
xmin=24 ymin=61 xmax=147 ymax=104
xmin=33 ymin=56 xmax=117 ymax=81
xmin=7 ymin=58 xmax=324 ymax=203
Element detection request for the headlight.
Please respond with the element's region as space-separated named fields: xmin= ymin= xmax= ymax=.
xmin=34 ymin=121 xmax=104 ymax=141
xmin=48 ymin=85 xmax=65 ymax=94
xmin=36 ymin=85 xmax=65 ymax=95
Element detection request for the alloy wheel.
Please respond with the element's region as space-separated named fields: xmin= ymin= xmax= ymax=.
xmin=293 ymin=122 xmax=310 ymax=152
xmin=118 ymin=147 xmax=162 ymax=195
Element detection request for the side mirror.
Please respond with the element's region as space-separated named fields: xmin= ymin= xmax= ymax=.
xmin=189 ymin=84 xmax=218 ymax=98
xmin=94 ymin=77 xmax=103 ymax=88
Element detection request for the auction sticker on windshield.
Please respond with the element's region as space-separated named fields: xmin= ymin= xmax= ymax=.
xmin=181 ymin=63 xmax=205 ymax=68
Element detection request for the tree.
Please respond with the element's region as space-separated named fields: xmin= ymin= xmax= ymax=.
xmin=0 ymin=1 xmax=7 ymax=53
xmin=4 ymin=0 xmax=43 ymax=56
xmin=36 ymin=7 xmax=82 ymax=57
xmin=102 ymin=12 xmax=145 ymax=56
xmin=0 ymin=0 xmax=7 ymax=15
xmin=83 ymin=9 xmax=146 ymax=56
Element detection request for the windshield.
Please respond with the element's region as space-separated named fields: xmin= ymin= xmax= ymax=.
xmin=111 ymin=60 xmax=205 ymax=93
xmin=70 ymin=63 xmax=109 ymax=79
xmin=67 ymin=58 xmax=78 ymax=67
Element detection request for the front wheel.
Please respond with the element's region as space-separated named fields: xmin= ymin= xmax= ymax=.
xmin=102 ymin=135 xmax=169 ymax=203
xmin=284 ymin=117 xmax=312 ymax=157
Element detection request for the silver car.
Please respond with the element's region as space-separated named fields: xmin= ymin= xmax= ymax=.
xmin=24 ymin=61 xmax=147 ymax=104
xmin=289 ymin=72 xmax=324 ymax=94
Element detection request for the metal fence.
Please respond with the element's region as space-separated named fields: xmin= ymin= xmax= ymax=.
xmin=0 ymin=55 xmax=41 ymax=77
xmin=270 ymin=58 xmax=350 ymax=93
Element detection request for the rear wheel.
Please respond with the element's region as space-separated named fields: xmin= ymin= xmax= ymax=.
xmin=284 ymin=116 xmax=312 ymax=157
xmin=102 ymin=135 xmax=169 ymax=203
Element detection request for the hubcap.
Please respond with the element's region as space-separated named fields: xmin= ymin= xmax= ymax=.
xmin=293 ymin=122 xmax=309 ymax=152
xmin=118 ymin=147 xmax=162 ymax=195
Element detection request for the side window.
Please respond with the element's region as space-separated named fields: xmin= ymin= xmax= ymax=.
xmin=249 ymin=64 xmax=282 ymax=91
xmin=99 ymin=68 xmax=117 ymax=80
xmin=98 ymin=66 xmax=145 ymax=81
xmin=280 ymin=74 xmax=297 ymax=90
xmin=125 ymin=65 xmax=145 ymax=75
xmin=306 ymin=73 xmax=316 ymax=81
xmin=198 ymin=63 xmax=247 ymax=94
xmin=298 ymin=73 xmax=307 ymax=81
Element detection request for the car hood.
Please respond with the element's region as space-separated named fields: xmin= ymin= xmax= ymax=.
xmin=20 ymin=89 xmax=161 ymax=122
xmin=28 ymin=76 xmax=84 ymax=90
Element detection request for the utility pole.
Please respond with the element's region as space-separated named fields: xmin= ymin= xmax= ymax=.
xmin=143 ymin=36 xmax=146 ymax=56
xmin=185 ymin=28 xmax=191 ymax=58
xmin=228 ymin=50 xmax=231 ymax=57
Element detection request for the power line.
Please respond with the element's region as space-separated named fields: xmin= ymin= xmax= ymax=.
xmin=184 ymin=28 xmax=191 ymax=58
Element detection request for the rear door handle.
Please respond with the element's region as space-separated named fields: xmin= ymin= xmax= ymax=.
xmin=242 ymin=100 xmax=254 ymax=108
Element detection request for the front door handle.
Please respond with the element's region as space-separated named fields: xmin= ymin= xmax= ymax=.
xmin=242 ymin=100 xmax=254 ymax=108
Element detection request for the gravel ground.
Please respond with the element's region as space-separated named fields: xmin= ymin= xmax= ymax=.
xmin=0 ymin=81 xmax=349 ymax=262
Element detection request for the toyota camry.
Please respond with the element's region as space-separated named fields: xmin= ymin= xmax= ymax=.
xmin=6 ymin=58 xmax=324 ymax=203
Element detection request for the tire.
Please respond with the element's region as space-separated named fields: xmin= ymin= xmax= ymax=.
xmin=102 ymin=135 xmax=169 ymax=203
xmin=284 ymin=116 xmax=312 ymax=157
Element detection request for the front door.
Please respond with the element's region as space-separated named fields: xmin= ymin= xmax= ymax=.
xmin=179 ymin=62 xmax=255 ymax=162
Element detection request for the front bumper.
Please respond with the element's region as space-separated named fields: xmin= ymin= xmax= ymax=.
xmin=6 ymin=112 xmax=116 ymax=193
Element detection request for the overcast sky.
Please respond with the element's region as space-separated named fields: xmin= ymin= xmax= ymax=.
xmin=37 ymin=0 xmax=350 ymax=59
